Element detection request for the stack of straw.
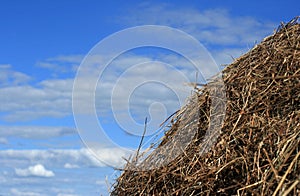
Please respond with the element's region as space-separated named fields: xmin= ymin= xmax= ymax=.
xmin=111 ymin=17 xmax=300 ymax=196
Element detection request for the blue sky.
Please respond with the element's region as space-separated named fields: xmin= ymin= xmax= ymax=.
xmin=0 ymin=1 xmax=299 ymax=195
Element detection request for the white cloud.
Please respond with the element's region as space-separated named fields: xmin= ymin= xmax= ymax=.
xmin=15 ymin=164 xmax=55 ymax=177
xmin=0 ymin=8 xmax=276 ymax=127
xmin=36 ymin=55 xmax=83 ymax=74
xmin=70 ymin=53 xmax=203 ymax=142
xmin=0 ymin=78 xmax=73 ymax=122
xmin=0 ymin=137 xmax=8 ymax=144
xmin=0 ymin=64 xmax=31 ymax=87
xmin=47 ymin=55 xmax=83 ymax=64
xmin=72 ymin=6 xmax=277 ymax=138
xmin=50 ymin=187 xmax=78 ymax=196
xmin=0 ymin=148 xmax=128 ymax=168
xmin=0 ymin=126 xmax=76 ymax=139
xmin=10 ymin=189 xmax=45 ymax=196
xmin=122 ymin=5 xmax=275 ymax=46
xmin=64 ymin=163 xmax=79 ymax=169
xmin=95 ymin=180 xmax=106 ymax=185
xmin=1 ymin=53 xmax=196 ymax=123
xmin=0 ymin=174 xmax=6 ymax=183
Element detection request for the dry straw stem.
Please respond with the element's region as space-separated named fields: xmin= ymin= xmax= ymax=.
xmin=111 ymin=16 xmax=300 ymax=196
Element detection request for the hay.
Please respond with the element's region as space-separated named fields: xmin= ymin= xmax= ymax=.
xmin=111 ymin=17 xmax=300 ymax=195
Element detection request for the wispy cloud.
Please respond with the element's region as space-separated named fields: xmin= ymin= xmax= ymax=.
xmin=15 ymin=164 xmax=55 ymax=177
xmin=64 ymin=163 xmax=80 ymax=169
xmin=57 ymin=194 xmax=79 ymax=196
xmin=119 ymin=4 xmax=277 ymax=66
xmin=0 ymin=148 xmax=127 ymax=168
xmin=122 ymin=5 xmax=275 ymax=47
xmin=10 ymin=188 xmax=46 ymax=196
xmin=0 ymin=137 xmax=8 ymax=144
xmin=0 ymin=126 xmax=76 ymax=139
xmin=0 ymin=78 xmax=73 ymax=122
xmin=36 ymin=55 xmax=83 ymax=75
xmin=0 ymin=64 xmax=31 ymax=87
xmin=1 ymin=53 xmax=197 ymax=123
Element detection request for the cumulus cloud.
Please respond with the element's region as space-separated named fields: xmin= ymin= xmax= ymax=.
xmin=15 ymin=164 xmax=55 ymax=177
